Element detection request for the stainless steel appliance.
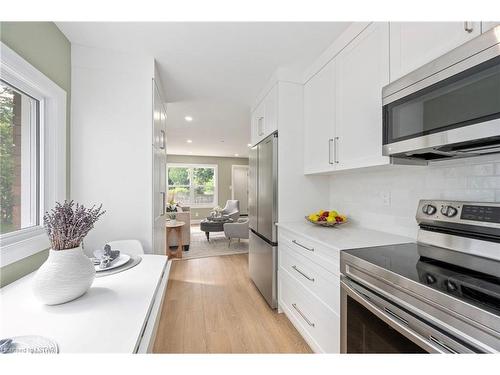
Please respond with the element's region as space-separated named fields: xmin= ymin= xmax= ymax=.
xmin=249 ymin=132 xmax=278 ymax=308
xmin=382 ymin=25 xmax=500 ymax=162
xmin=340 ymin=200 xmax=500 ymax=353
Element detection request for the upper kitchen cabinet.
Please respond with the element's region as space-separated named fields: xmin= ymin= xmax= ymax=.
xmin=251 ymin=83 xmax=278 ymax=146
xmin=335 ymin=22 xmax=390 ymax=171
xmin=304 ymin=59 xmax=336 ymax=174
xmin=389 ymin=22 xmax=481 ymax=81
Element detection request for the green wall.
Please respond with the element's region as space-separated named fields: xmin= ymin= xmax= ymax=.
xmin=167 ymin=154 xmax=249 ymax=220
xmin=0 ymin=22 xmax=71 ymax=287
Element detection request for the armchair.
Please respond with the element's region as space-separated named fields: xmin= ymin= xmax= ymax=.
xmin=222 ymin=200 xmax=240 ymax=221
xmin=223 ymin=218 xmax=249 ymax=247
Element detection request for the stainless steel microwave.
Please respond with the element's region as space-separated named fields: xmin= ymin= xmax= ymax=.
xmin=382 ymin=26 xmax=500 ymax=162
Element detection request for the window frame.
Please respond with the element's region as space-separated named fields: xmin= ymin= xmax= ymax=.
xmin=0 ymin=42 xmax=66 ymax=267
xmin=167 ymin=163 xmax=218 ymax=208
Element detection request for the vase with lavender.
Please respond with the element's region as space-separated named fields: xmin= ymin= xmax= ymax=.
xmin=32 ymin=201 xmax=105 ymax=305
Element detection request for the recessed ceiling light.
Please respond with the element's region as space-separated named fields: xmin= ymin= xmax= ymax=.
xmin=234 ymin=154 xmax=239 ymax=157
xmin=184 ymin=116 xmax=193 ymax=122
xmin=247 ymin=143 xmax=252 ymax=147
xmin=186 ymin=139 xmax=192 ymax=143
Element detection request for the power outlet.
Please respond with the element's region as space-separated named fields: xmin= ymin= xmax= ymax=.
xmin=380 ymin=191 xmax=391 ymax=207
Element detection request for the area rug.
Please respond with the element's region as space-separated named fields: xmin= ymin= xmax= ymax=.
xmin=179 ymin=224 xmax=249 ymax=260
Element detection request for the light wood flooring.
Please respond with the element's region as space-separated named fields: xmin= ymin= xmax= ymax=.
xmin=153 ymin=254 xmax=311 ymax=353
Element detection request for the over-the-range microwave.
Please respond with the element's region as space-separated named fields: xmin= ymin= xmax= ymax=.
xmin=382 ymin=26 xmax=500 ymax=162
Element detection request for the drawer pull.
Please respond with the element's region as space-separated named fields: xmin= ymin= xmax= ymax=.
xmin=292 ymin=240 xmax=314 ymax=252
xmin=292 ymin=303 xmax=315 ymax=327
xmin=292 ymin=265 xmax=315 ymax=282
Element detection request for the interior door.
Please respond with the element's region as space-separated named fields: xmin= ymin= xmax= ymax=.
xmin=390 ymin=22 xmax=481 ymax=81
xmin=335 ymin=22 xmax=390 ymax=170
xmin=232 ymin=165 xmax=249 ymax=215
xmin=152 ymin=80 xmax=167 ymax=255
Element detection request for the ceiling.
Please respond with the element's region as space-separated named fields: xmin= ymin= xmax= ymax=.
xmin=57 ymin=22 xmax=351 ymax=157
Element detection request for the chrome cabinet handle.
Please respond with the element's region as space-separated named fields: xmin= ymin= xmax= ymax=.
xmin=257 ymin=116 xmax=265 ymax=136
xmin=160 ymin=130 xmax=166 ymax=150
xmin=161 ymin=192 xmax=166 ymax=216
xmin=328 ymin=138 xmax=334 ymax=165
xmin=292 ymin=303 xmax=315 ymax=327
xmin=334 ymin=136 xmax=339 ymax=164
xmin=292 ymin=265 xmax=315 ymax=282
xmin=464 ymin=21 xmax=474 ymax=33
xmin=292 ymin=239 xmax=314 ymax=252
xmin=429 ymin=336 xmax=459 ymax=354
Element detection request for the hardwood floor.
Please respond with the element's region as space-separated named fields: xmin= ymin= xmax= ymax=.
xmin=153 ymin=254 xmax=312 ymax=353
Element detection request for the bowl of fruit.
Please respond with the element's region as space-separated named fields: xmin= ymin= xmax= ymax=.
xmin=306 ymin=210 xmax=347 ymax=227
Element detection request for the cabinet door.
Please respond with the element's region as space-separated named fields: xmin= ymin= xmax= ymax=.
xmin=251 ymin=100 xmax=265 ymax=146
xmin=390 ymin=22 xmax=480 ymax=81
xmin=482 ymin=22 xmax=500 ymax=33
xmin=335 ymin=22 xmax=390 ymax=170
xmin=304 ymin=59 xmax=336 ymax=174
xmin=264 ymin=84 xmax=278 ymax=135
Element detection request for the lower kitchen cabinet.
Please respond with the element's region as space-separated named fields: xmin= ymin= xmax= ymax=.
xmin=279 ymin=267 xmax=340 ymax=353
xmin=278 ymin=228 xmax=341 ymax=353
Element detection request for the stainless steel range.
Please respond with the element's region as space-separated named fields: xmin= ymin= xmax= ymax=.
xmin=340 ymin=200 xmax=500 ymax=353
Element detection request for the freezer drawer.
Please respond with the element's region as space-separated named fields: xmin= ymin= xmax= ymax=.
xmin=249 ymin=230 xmax=277 ymax=308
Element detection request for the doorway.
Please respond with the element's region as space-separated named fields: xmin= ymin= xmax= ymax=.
xmin=231 ymin=165 xmax=249 ymax=215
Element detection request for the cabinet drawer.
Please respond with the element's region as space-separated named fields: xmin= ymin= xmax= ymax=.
xmin=279 ymin=268 xmax=340 ymax=353
xmin=278 ymin=228 xmax=340 ymax=273
xmin=279 ymin=243 xmax=340 ymax=314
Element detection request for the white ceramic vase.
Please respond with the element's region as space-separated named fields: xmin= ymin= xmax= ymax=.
xmin=32 ymin=245 xmax=96 ymax=305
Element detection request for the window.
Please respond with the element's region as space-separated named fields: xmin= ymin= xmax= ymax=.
xmin=167 ymin=164 xmax=218 ymax=207
xmin=0 ymin=81 xmax=40 ymax=235
xmin=0 ymin=42 xmax=66 ymax=267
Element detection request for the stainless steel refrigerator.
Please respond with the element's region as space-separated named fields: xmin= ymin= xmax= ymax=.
xmin=248 ymin=132 xmax=278 ymax=308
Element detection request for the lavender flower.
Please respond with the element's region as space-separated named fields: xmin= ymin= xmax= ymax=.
xmin=43 ymin=201 xmax=106 ymax=250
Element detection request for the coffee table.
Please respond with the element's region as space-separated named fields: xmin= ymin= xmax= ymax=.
xmin=200 ymin=218 xmax=232 ymax=242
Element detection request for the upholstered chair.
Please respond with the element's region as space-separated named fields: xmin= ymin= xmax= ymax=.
xmin=223 ymin=218 xmax=249 ymax=247
xmin=222 ymin=200 xmax=240 ymax=221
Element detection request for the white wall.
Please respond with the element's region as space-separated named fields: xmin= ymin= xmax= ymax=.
xmin=71 ymin=44 xmax=155 ymax=253
xmin=329 ymin=154 xmax=500 ymax=239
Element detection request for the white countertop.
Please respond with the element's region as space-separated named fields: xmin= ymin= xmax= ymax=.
xmin=277 ymin=221 xmax=413 ymax=251
xmin=0 ymin=254 xmax=168 ymax=353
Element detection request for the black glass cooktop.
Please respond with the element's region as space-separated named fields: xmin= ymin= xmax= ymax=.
xmin=343 ymin=243 xmax=500 ymax=316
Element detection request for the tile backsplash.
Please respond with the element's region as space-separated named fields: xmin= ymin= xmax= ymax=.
xmin=329 ymin=154 xmax=500 ymax=239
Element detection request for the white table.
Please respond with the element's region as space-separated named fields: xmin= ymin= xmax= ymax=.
xmin=0 ymin=255 xmax=171 ymax=353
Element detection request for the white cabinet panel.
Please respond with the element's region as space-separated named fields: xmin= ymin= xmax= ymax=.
xmin=251 ymin=84 xmax=278 ymax=146
xmin=482 ymin=22 xmax=500 ymax=33
xmin=335 ymin=22 xmax=390 ymax=170
xmin=390 ymin=22 xmax=480 ymax=81
xmin=303 ymin=59 xmax=336 ymax=174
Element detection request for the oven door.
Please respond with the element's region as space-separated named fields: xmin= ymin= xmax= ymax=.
xmin=340 ymin=276 xmax=476 ymax=353
xmin=382 ymin=55 xmax=500 ymax=160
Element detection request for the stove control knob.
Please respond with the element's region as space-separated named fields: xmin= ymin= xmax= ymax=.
xmin=441 ymin=205 xmax=458 ymax=217
xmin=425 ymin=274 xmax=436 ymax=284
xmin=422 ymin=204 xmax=437 ymax=215
xmin=446 ymin=280 xmax=458 ymax=292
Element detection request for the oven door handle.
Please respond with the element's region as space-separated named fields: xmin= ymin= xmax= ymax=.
xmin=341 ymin=279 xmax=454 ymax=353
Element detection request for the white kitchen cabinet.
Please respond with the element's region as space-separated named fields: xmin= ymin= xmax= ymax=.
xmin=482 ymin=22 xmax=500 ymax=33
xmin=389 ymin=22 xmax=481 ymax=81
xmin=251 ymin=83 xmax=278 ymax=146
xmin=335 ymin=22 xmax=390 ymax=171
xmin=303 ymin=59 xmax=336 ymax=174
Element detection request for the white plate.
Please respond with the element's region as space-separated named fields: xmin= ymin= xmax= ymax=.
xmin=95 ymin=254 xmax=130 ymax=272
